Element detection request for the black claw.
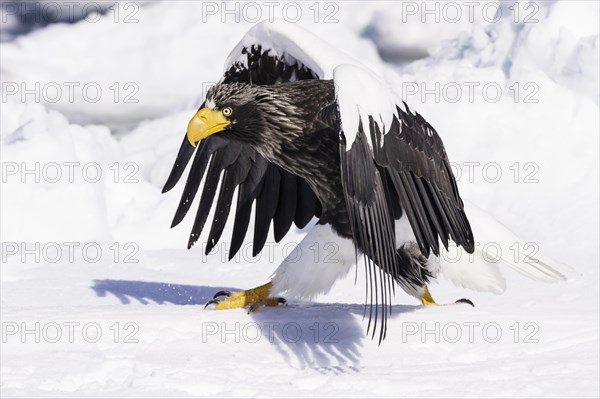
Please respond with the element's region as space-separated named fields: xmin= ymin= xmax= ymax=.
xmin=247 ymin=304 xmax=258 ymax=314
xmin=455 ymin=298 xmax=475 ymax=307
xmin=213 ymin=290 xmax=231 ymax=299
xmin=204 ymin=298 xmax=221 ymax=309
xmin=278 ymin=297 xmax=287 ymax=304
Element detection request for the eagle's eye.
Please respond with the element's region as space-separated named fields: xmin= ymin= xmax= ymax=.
xmin=222 ymin=107 xmax=233 ymax=117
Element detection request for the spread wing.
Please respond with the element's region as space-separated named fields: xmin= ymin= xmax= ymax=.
xmin=334 ymin=64 xmax=474 ymax=341
xmin=162 ymin=46 xmax=321 ymax=259
xmin=335 ymin=64 xmax=474 ymax=260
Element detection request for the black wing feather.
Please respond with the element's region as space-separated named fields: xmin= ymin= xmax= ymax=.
xmin=228 ymin=154 xmax=268 ymax=259
xmin=361 ymin=104 xmax=474 ymax=259
xmin=386 ymin=104 xmax=474 ymax=255
xmin=186 ymin=146 xmax=238 ymax=250
xmin=340 ymin=122 xmax=398 ymax=343
xmin=294 ymin=177 xmax=318 ymax=228
xmin=273 ymin=171 xmax=298 ymax=242
xmin=252 ymin=164 xmax=281 ymax=257
xmin=205 ymin=148 xmax=252 ymax=253
xmin=162 ymin=135 xmax=196 ymax=194
xmin=170 ymin=137 xmax=226 ymax=228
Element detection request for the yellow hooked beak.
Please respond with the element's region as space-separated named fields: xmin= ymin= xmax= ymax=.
xmin=187 ymin=108 xmax=231 ymax=147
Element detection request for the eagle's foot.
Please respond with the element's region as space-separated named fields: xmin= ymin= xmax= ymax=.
xmin=204 ymin=282 xmax=286 ymax=312
xmin=421 ymin=287 xmax=474 ymax=307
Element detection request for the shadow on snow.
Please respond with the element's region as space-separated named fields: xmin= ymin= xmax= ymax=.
xmin=91 ymin=279 xmax=419 ymax=372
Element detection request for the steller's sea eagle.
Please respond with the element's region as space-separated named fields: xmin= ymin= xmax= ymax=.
xmin=162 ymin=21 xmax=565 ymax=342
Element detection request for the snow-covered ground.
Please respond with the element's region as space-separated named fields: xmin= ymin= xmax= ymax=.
xmin=1 ymin=1 xmax=598 ymax=397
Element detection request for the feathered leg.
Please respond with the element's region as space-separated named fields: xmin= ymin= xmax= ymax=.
xmin=205 ymin=224 xmax=356 ymax=311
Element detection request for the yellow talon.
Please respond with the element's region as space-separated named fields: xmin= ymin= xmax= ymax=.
xmin=421 ymin=287 xmax=475 ymax=307
xmin=211 ymin=282 xmax=283 ymax=311
xmin=421 ymin=287 xmax=438 ymax=306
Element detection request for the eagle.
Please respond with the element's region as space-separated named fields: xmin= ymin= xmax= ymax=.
xmin=162 ymin=21 xmax=565 ymax=342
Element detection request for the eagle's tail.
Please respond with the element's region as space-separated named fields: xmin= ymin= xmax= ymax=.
xmin=429 ymin=201 xmax=568 ymax=294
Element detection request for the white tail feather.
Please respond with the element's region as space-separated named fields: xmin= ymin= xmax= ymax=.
xmin=432 ymin=201 xmax=567 ymax=293
xmin=430 ymin=252 xmax=507 ymax=294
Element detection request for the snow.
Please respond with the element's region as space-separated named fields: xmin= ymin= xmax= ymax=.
xmin=1 ymin=1 xmax=598 ymax=398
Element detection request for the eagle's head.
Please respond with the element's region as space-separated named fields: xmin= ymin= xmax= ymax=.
xmin=186 ymin=83 xmax=269 ymax=147
xmin=185 ymin=81 xmax=334 ymax=151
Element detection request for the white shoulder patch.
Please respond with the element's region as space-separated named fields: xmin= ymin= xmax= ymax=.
xmin=333 ymin=64 xmax=401 ymax=150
